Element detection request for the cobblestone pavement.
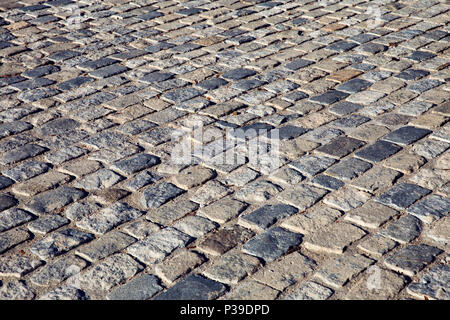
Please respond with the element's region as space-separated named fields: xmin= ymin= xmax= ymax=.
xmin=0 ymin=0 xmax=449 ymax=300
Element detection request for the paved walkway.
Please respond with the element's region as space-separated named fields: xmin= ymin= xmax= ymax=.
xmin=0 ymin=0 xmax=449 ymax=300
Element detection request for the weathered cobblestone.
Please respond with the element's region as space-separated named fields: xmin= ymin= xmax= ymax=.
xmin=127 ymin=227 xmax=193 ymax=265
xmin=154 ymin=274 xmax=225 ymax=300
xmin=242 ymin=226 xmax=302 ymax=262
xmin=0 ymin=0 xmax=448 ymax=300
xmin=384 ymin=244 xmax=443 ymax=277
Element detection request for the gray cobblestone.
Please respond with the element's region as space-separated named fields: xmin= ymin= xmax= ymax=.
xmin=0 ymin=0 xmax=448 ymax=300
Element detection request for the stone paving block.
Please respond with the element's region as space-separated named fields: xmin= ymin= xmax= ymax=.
xmin=141 ymin=182 xmax=186 ymax=209
xmin=30 ymin=255 xmax=87 ymax=287
xmin=0 ymin=228 xmax=30 ymax=254
xmin=384 ymin=244 xmax=443 ymax=277
xmin=198 ymin=197 xmax=248 ymax=224
xmin=0 ymin=255 xmax=43 ymax=278
xmin=325 ymin=157 xmax=372 ymax=181
xmin=0 ymin=208 xmax=34 ymax=232
xmin=107 ymin=274 xmax=163 ymax=300
xmin=77 ymin=202 xmax=143 ymax=235
xmin=239 ymin=204 xmax=298 ymax=231
xmin=382 ymin=126 xmax=432 ymax=146
xmin=155 ymin=250 xmax=205 ymax=284
xmin=375 ymin=183 xmax=431 ymax=210
xmin=0 ymin=193 xmax=18 ymax=212
xmin=323 ymin=186 xmax=371 ymax=212
xmin=154 ymin=274 xmax=226 ymax=300
xmin=30 ymin=228 xmax=94 ymax=260
xmin=344 ymin=201 xmax=399 ymax=229
xmin=59 ymin=160 xmax=103 ymax=179
xmin=289 ymin=155 xmax=336 ymax=177
xmin=190 ymin=180 xmax=231 ymax=206
xmin=309 ymin=90 xmax=349 ymax=105
xmin=354 ymin=140 xmax=402 ymax=163
xmin=0 ymin=144 xmax=47 ymax=165
xmin=222 ymin=68 xmax=257 ymax=80
xmin=407 ymin=264 xmax=450 ymax=300
xmin=25 ymin=187 xmax=86 ymax=215
xmin=315 ymin=136 xmax=365 ymax=159
xmin=234 ymin=180 xmax=281 ymax=203
xmin=27 ymin=215 xmax=69 ymax=235
xmin=74 ymin=169 xmax=123 ymax=191
xmin=146 ymin=199 xmax=199 ymax=225
xmin=314 ymin=253 xmax=374 ymax=289
xmin=304 ymin=222 xmax=366 ymax=255
xmin=383 ymin=152 xmax=426 ymax=174
xmin=277 ymin=184 xmax=328 ymax=211
xmin=172 ymin=167 xmax=215 ymax=189
xmin=357 ymin=235 xmax=398 ymax=258
xmin=329 ymin=102 xmax=364 ymax=116
xmin=407 ymin=194 xmax=450 ymax=224
xmin=12 ymin=171 xmax=71 ymax=197
xmin=198 ymin=225 xmax=254 ymax=256
xmin=78 ymin=253 xmax=143 ymax=294
xmin=242 ymin=226 xmax=302 ymax=262
xmin=344 ymin=268 xmax=407 ymax=300
xmin=173 ymin=216 xmax=218 ymax=238
xmin=252 ymin=252 xmax=316 ymax=291
xmin=203 ymin=250 xmax=260 ymax=285
xmin=76 ymin=231 xmax=136 ymax=263
xmin=127 ymin=227 xmax=193 ymax=264
xmin=110 ymin=154 xmax=160 ymax=176
xmin=348 ymin=123 xmax=391 ymax=141
xmin=221 ymin=280 xmax=279 ymax=300
xmin=284 ymin=281 xmax=334 ymax=300
xmin=222 ymin=167 xmax=260 ymax=187
xmin=379 ymin=214 xmax=423 ymax=244
xmin=122 ymin=170 xmax=162 ymax=192
xmin=0 ymin=280 xmax=35 ymax=300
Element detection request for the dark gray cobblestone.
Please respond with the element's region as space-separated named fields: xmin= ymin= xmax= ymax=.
xmin=0 ymin=0 xmax=448 ymax=301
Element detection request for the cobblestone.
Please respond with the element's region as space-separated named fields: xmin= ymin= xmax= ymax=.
xmin=384 ymin=244 xmax=443 ymax=277
xmin=242 ymin=226 xmax=302 ymax=262
xmin=0 ymin=0 xmax=448 ymax=300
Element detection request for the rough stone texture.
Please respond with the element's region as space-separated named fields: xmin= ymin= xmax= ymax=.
xmin=345 ymin=201 xmax=398 ymax=229
xmin=284 ymin=281 xmax=334 ymax=300
xmin=304 ymin=223 xmax=366 ymax=254
xmin=376 ymin=183 xmax=431 ymax=210
xmin=357 ymin=235 xmax=398 ymax=258
xmin=0 ymin=0 xmax=448 ymax=300
xmin=350 ymin=166 xmax=402 ymax=193
xmin=314 ymin=253 xmax=374 ymax=289
xmin=154 ymin=274 xmax=226 ymax=300
xmin=407 ymin=264 xmax=450 ymax=300
xmin=155 ymin=250 xmax=205 ymax=284
xmin=242 ymin=227 xmax=302 ymax=262
xmin=198 ymin=225 xmax=254 ymax=256
xmin=281 ymin=205 xmax=342 ymax=235
xmin=30 ymin=228 xmax=94 ymax=260
xmin=30 ymin=252 xmax=84 ymax=285
xmin=198 ymin=197 xmax=248 ymax=224
xmin=221 ymin=280 xmax=279 ymax=300
xmin=252 ymin=252 xmax=316 ymax=291
xmin=384 ymin=244 xmax=443 ymax=277
xmin=203 ymin=251 xmax=260 ymax=284
xmin=239 ymin=204 xmax=298 ymax=231
xmin=78 ymin=254 xmax=143 ymax=295
xmin=407 ymin=194 xmax=450 ymax=224
xmin=107 ymin=274 xmax=163 ymax=300
xmin=76 ymin=231 xmax=136 ymax=262
xmin=277 ymin=184 xmax=328 ymax=211
xmin=344 ymin=268 xmax=407 ymax=300
xmin=0 ymin=280 xmax=35 ymax=300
